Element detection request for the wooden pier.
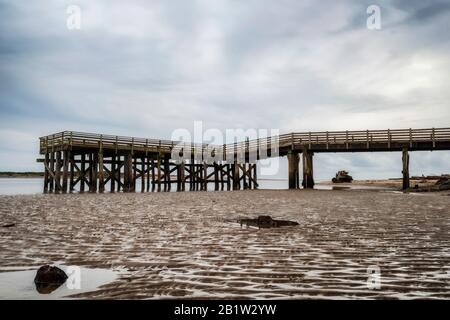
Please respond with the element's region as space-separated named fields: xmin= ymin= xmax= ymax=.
xmin=37 ymin=128 xmax=450 ymax=193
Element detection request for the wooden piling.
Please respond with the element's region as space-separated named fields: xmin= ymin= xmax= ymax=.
xmin=402 ymin=147 xmax=410 ymax=190
xmin=157 ymin=153 xmax=162 ymax=192
xmin=302 ymin=150 xmax=314 ymax=189
xmin=288 ymin=151 xmax=300 ymax=189
xmin=98 ymin=152 xmax=104 ymax=193
xmin=49 ymin=150 xmax=55 ymax=193
xmin=62 ymin=150 xmax=69 ymax=193
xmin=69 ymin=153 xmax=75 ymax=192
xmin=214 ymin=163 xmax=219 ymax=191
xmin=44 ymin=153 xmax=49 ymax=194
xmin=132 ymin=157 xmax=137 ymax=192
xmin=253 ymin=163 xmax=258 ymax=189
xmin=226 ymin=164 xmax=231 ymax=190
xmin=124 ymin=153 xmax=133 ymax=192
xmin=92 ymin=153 xmax=98 ymax=193
xmin=80 ymin=154 xmax=85 ymax=193
xmin=146 ymin=157 xmax=151 ymax=192
xmin=110 ymin=155 xmax=116 ymax=193
xmin=151 ymin=157 xmax=156 ymax=192
xmin=233 ymin=162 xmax=240 ymax=190
xmin=141 ymin=156 xmax=145 ymax=192
xmin=55 ymin=151 xmax=62 ymax=193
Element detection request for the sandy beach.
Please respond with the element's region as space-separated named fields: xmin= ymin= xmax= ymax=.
xmin=1 ymin=189 xmax=450 ymax=299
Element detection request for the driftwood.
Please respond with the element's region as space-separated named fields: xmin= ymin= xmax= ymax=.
xmin=239 ymin=216 xmax=299 ymax=229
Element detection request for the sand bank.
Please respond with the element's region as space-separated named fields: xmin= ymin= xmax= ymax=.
xmin=1 ymin=189 xmax=449 ymax=299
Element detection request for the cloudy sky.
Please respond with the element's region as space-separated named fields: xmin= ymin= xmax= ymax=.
xmin=0 ymin=0 xmax=449 ymax=179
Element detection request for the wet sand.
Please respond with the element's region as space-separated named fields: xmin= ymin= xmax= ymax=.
xmin=1 ymin=189 xmax=449 ymax=299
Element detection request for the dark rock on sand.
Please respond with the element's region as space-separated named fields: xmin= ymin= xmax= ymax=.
xmin=239 ymin=215 xmax=299 ymax=229
xmin=1 ymin=223 xmax=15 ymax=228
xmin=34 ymin=265 xmax=68 ymax=294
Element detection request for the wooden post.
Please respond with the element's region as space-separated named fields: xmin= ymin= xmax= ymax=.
xmin=141 ymin=156 xmax=145 ymax=192
xmin=219 ymin=164 xmax=223 ymax=191
xmin=195 ymin=161 xmax=199 ymax=191
xmin=214 ymin=162 xmax=219 ymax=191
xmin=302 ymin=150 xmax=314 ymax=189
xmin=80 ymin=153 xmax=85 ymax=193
xmin=226 ymin=164 xmax=231 ymax=190
xmin=198 ymin=163 xmax=203 ymax=191
xmin=253 ymin=163 xmax=258 ymax=189
xmin=177 ymin=161 xmax=185 ymax=192
xmin=55 ymin=151 xmax=62 ymax=193
xmin=288 ymin=151 xmax=300 ymax=189
xmin=88 ymin=153 xmax=93 ymax=192
xmin=98 ymin=152 xmax=104 ymax=193
xmin=132 ymin=157 xmax=137 ymax=192
xmin=203 ymin=162 xmax=208 ymax=191
xmin=233 ymin=161 xmax=240 ymax=190
xmin=248 ymin=164 xmax=252 ymax=190
xmin=44 ymin=153 xmax=49 ymax=194
xmin=181 ymin=161 xmax=185 ymax=191
xmin=157 ymin=153 xmax=162 ymax=192
xmin=402 ymin=147 xmax=410 ymax=190
xmin=62 ymin=150 xmax=69 ymax=193
xmin=110 ymin=155 xmax=116 ymax=193
xmin=69 ymin=153 xmax=75 ymax=192
xmin=176 ymin=162 xmax=181 ymax=191
xmin=243 ymin=163 xmax=247 ymax=189
xmin=49 ymin=151 xmax=55 ymax=193
xmin=189 ymin=158 xmax=194 ymax=191
xmin=165 ymin=155 xmax=171 ymax=192
xmin=146 ymin=157 xmax=151 ymax=192
xmin=151 ymin=158 xmax=156 ymax=192
xmin=124 ymin=152 xmax=133 ymax=192
xmin=92 ymin=152 xmax=98 ymax=193
xmin=117 ymin=156 xmax=121 ymax=192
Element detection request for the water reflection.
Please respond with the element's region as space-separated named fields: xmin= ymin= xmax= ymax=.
xmin=0 ymin=266 xmax=117 ymax=299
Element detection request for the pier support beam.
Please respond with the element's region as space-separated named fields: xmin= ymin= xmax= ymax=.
xmin=44 ymin=153 xmax=49 ymax=194
xmin=49 ymin=151 xmax=55 ymax=193
xmin=402 ymin=147 xmax=410 ymax=190
xmin=110 ymin=155 xmax=116 ymax=193
xmin=91 ymin=153 xmax=98 ymax=193
xmin=124 ymin=153 xmax=133 ymax=192
xmin=62 ymin=150 xmax=69 ymax=193
xmin=98 ymin=152 xmax=104 ymax=193
xmin=302 ymin=150 xmax=314 ymax=189
xmin=288 ymin=151 xmax=300 ymax=189
xmin=55 ymin=151 xmax=62 ymax=193
xmin=80 ymin=154 xmax=86 ymax=193
xmin=69 ymin=153 xmax=74 ymax=192
xmin=253 ymin=163 xmax=258 ymax=189
xmin=233 ymin=161 xmax=240 ymax=190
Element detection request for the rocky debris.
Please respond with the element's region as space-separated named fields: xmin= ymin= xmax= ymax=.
xmin=332 ymin=170 xmax=353 ymax=183
xmin=34 ymin=265 xmax=68 ymax=294
xmin=239 ymin=215 xmax=299 ymax=229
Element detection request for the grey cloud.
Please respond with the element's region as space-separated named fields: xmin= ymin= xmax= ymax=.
xmin=0 ymin=0 xmax=449 ymax=176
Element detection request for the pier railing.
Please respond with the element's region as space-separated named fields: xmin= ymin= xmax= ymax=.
xmin=40 ymin=127 xmax=450 ymax=156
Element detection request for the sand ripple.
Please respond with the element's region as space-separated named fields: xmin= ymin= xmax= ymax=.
xmin=0 ymin=190 xmax=449 ymax=299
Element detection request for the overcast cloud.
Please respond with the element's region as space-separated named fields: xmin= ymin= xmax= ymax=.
xmin=0 ymin=0 xmax=449 ymax=178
